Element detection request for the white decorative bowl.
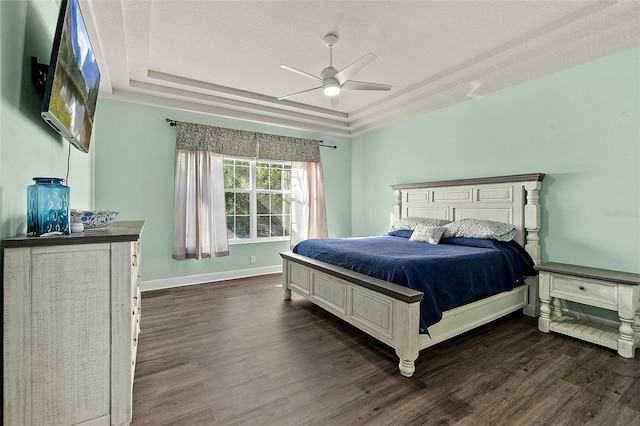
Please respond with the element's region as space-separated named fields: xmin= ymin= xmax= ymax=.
xmin=70 ymin=210 xmax=119 ymax=229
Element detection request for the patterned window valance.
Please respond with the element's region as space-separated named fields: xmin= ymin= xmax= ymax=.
xmin=174 ymin=121 xmax=320 ymax=162
xmin=256 ymin=133 xmax=321 ymax=163
xmin=175 ymin=122 xmax=258 ymax=158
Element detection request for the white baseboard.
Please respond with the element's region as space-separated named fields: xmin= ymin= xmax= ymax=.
xmin=141 ymin=265 xmax=283 ymax=292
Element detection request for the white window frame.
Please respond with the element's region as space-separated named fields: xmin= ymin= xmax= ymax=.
xmin=224 ymin=157 xmax=291 ymax=244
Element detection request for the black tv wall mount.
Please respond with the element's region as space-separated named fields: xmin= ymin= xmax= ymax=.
xmin=31 ymin=56 xmax=49 ymax=95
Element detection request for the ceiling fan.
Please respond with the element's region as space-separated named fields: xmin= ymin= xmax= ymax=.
xmin=278 ymin=33 xmax=392 ymax=107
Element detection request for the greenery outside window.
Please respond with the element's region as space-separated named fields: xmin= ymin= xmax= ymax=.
xmin=224 ymin=157 xmax=291 ymax=242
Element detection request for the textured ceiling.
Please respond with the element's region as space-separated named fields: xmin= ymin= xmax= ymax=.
xmin=80 ymin=0 xmax=640 ymax=136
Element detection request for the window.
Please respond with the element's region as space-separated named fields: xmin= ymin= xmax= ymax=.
xmin=224 ymin=157 xmax=291 ymax=242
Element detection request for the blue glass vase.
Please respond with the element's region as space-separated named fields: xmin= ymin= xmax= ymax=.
xmin=27 ymin=177 xmax=70 ymax=236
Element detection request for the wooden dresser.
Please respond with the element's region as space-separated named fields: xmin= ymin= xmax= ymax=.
xmin=537 ymin=262 xmax=640 ymax=358
xmin=3 ymin=221 xmax=144 ymax=426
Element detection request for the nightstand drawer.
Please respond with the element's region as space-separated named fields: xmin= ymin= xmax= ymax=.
xmin=549 ymin=274 xmax=617 ymax=310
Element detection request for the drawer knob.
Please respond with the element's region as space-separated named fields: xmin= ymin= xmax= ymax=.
xmin=578 ymin=285 xmax=586 ymax=291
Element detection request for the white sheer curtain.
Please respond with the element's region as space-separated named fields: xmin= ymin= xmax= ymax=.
xmin=171 ymin=120 xmax=326 ymax=258
xmin=173 ymin=149 xmax=229 ymax=260
xmin=290 ymin=161 xmax=328 ymax=248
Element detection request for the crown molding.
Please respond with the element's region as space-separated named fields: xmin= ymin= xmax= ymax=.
xmin=100 ymin=1 xmax=639 ymax=138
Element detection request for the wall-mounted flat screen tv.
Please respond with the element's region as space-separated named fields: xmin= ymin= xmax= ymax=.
xmin=41 ymin=0 xmax=100 ymax=153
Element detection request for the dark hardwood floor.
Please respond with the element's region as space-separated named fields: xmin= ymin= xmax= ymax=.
xmin=132 ymin=274 xmax=640 ymax=425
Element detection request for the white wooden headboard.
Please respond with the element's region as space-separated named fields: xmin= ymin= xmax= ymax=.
xmin=391 ymin=173 xmax=544 ymax=266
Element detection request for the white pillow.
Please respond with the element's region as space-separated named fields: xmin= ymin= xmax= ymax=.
xmin=409 ymin=224 xmax=447 ymax=244
xmin=443 ymin=219 xmax=516 ymax=242
xmin=390 ymin=216 xmax=451 ymax=232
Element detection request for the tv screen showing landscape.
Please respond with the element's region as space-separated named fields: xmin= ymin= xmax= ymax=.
xmin=41 ymin=0 xmax=100 ymax=153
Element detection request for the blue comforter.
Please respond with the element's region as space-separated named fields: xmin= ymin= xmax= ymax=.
xmin=293 ymin=236 xmax=536 ymax=331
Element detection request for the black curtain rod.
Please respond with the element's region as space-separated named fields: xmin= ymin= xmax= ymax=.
xmin=165 ymin=118 xmax=337 ymax=149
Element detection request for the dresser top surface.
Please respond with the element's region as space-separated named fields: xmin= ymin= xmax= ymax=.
xmin=2 ymin=220 xmax=144 ymax=248
xmin=536 ymin=262 xmax=640 ymax=286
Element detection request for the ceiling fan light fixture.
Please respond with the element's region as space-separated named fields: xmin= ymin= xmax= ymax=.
xmin=279 ymin=33 xmax=391 ymax=104
xmin=323 ymin=82 xmax=340 ymax=97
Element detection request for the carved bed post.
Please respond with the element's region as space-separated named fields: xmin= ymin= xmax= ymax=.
xmin=524 ymin=181 xmax=542 ymax=266
xmin=395 ymin=302 xmax=420 ymax=377
xmin=393 ymin=189 xmax=402 ymax=223
xmin=524 ymin=180 xmax=543 ymax=317
xmin=282 ymin=258 xmax=292 ymax=301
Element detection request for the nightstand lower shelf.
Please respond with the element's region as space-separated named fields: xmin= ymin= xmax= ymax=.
xmin=549 ymin=316 xmax=618 ymax=350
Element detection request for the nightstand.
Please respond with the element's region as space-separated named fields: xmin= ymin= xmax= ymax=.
xmin=537 ymin=262 xmax=640 ymax=358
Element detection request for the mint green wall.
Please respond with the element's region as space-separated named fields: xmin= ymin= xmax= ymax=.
xmin=3 ymin=1 xmax=634 ymax=322
xmin=93 ymin=99 xmax=351 ymax=281
xmin=1 ymin=0 xmax=94 ymax=241
xmin=352 ymin=47 xmax=640 ymax=275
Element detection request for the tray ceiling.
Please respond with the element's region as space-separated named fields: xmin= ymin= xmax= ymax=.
xmin=81 ymin=0 xmax=640 ymax=137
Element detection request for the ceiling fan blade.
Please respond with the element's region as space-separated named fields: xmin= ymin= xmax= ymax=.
xmin=330 ymin=96 xmax=339 ymax=109
xmin=341 ymin=80 xmax=392 ymax=91
xmin=277 ymin=86 xmax=323 ymax=100
xmin=280 ymin=65 xmax=324 ymax=83
xmin=334 ymin=53 xmax=376 ymax=85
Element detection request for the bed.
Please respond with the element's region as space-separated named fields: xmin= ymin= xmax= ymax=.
xmin=280 ymin=173 xmax=544 ymax=377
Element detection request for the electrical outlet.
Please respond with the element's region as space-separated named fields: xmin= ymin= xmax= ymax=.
xmin=250 ymin=256 xmax=256 ymax=264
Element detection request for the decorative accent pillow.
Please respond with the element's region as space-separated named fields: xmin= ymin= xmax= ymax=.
xmin=443 ymin=219 xmax=516 ymax=242
xmin=409 ymin=224 xmax=447 ymax=244
xmin=387 ymin=229 xmax=414 ymax=238
xmin=390 ymin=216 xmax=451 ymax=232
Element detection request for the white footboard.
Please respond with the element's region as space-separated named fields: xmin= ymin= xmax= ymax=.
xmin=282 ymin=252 xmax=423 ymax=377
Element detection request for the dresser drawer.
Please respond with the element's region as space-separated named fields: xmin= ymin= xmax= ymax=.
xmin=131 ymin=240 xmax=141 ymax=283
xmin=549 ymin=274 xmax=618 ymax=310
